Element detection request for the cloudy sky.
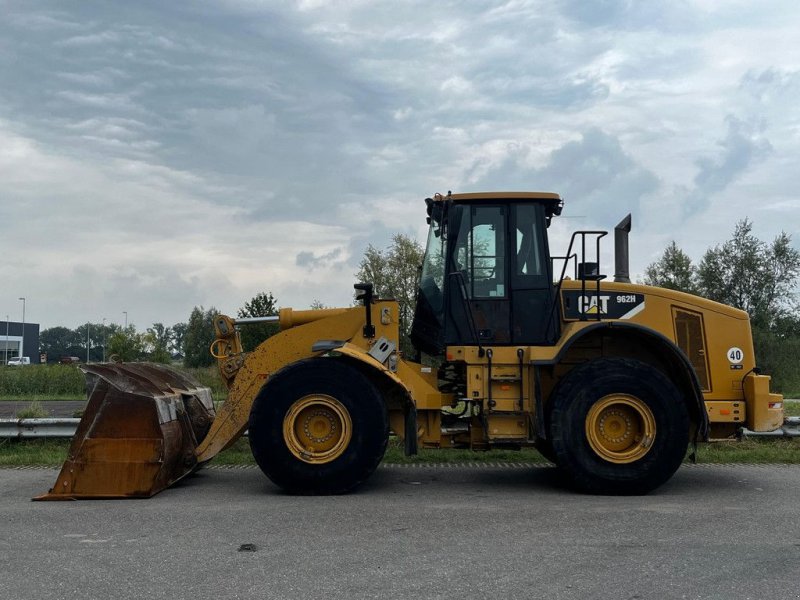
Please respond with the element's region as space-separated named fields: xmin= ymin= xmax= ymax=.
xmin=1 ymin=0 xmax=798 ymax=330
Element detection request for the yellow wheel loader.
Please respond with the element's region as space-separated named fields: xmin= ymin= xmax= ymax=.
xmin=36 ymin=191 xmax=786 ymax=500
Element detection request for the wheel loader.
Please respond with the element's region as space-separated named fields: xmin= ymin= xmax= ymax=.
xmin=36 ymin=191 xmax=786 ymax=500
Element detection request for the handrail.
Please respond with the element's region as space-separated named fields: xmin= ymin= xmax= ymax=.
xmin=546 ymin=230 xmax=608 ymax=336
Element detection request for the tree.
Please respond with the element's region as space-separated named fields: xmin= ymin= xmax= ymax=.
xmin=171 ymin=322 xmax=188 ymax=356
xmin=39 ymin=326 xmax=82 ymax=363
xmin=183 ymin=306 xmax=219 ymax=368
xmin=355 ymin=233 xmax=424 ymax=354
xmin=107 ymin=325 xmax=146 ymax=362
xmin=643 ymin=241 xmax=697 ymax=293
xmin=74 ymin=322 xmax=113 ymax=362
xmin=145 ymin=323 xmax=172 ymax=363
xmin=696 ymin=219 xmax=800 ymax=330
xmin=237 ymin=292 xmax=279 ymax=352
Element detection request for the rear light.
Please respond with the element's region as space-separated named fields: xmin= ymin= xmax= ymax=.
xmin=769 ymin=402 xmax=782 ymax=409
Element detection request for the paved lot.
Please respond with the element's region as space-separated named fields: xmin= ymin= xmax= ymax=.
xmin=2 ymin=464 xmax=800 ymax=600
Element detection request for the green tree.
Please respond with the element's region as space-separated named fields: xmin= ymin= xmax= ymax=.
xmin=643 ymin=241 xmax=697 ymax=293
xmin=107 ymin=325 xmax=145 ymax=362
xmin=183 ymin=306 xmax=219 ymax=368
xmin=696 ymin=219 xmax=800 ymax=330
xmin=355 ymin=233 xmax=424 ymax=354
xmin=39 ymin=326 xmax=82 ymax=363
xmin=145 ymin=323 xmax=172 ymax=363
xmin=74 ymin=322 xmax=113 ymax=362
xmin=171 ymin=322 xmax=188 ymax=356
xmin=237 ymin=292 xmax=279 ymax=352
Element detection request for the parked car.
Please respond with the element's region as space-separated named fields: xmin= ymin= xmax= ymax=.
xmin=8 ymin=357 xmax=31 ymax=366
xmin=59 ymin=356 xmax=81 ymax=365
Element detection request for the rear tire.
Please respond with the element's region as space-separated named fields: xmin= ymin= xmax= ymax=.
xmin=549 ymin=358 xmax=689 ymax=495
xmin=249 ymin=359 xmax=389 ymax=494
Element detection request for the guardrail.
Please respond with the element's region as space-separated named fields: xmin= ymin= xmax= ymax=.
xmin=740 ymin=416 xmax=800 ymax=438
xmin=0 ymin=418 xmax=249 ymax=439
xmin=1 ymin=417 xmax=799 ymax=440
xmin=0 ymin=418 xmax=81 ymax=439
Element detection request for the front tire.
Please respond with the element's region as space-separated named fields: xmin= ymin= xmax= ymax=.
xmin=249 ymin=358 xmax=389 ymax=494
xmin=549 ymin=358 xmax=689 ymax=495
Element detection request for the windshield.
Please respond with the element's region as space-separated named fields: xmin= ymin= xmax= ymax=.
xmin=409 ymin=206 xmax=448 ymax=355
xmin=420 ymin=223 xmax=446 ymax=310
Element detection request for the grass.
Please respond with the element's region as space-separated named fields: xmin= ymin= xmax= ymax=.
xmin=0 ymin=394 xmax=88 ymax=402
xmin=0 ymin=364 xmax=229 ymax=402
xmin=0 ymin=439 xmax=70 ymax=466
xmin=13 ymin=401 xmax=48 ymax=419
xmin=3 ymin=435 xmax=800 ymax=468
xmin=0 ymin=365 xmax=85 ymax=398
xmin=693 ymin=438 xmax=800 ymax=463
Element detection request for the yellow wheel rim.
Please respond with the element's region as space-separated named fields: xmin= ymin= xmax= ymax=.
xmin=585 ymin=394 xmax=656 ymax=464
xmin=283 ymin=394 xmax=352 ymax=464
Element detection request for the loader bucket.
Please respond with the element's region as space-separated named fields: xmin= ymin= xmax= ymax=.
xmin=33 ymin=363 xmax=216 ymax=501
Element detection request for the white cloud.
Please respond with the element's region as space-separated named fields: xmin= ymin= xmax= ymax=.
xmin=1 ymin=1 xmax=798 ymax=330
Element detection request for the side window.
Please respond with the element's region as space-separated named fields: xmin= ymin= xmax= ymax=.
xmin=515 ymin=204 xmax=542 ymax=276
xmin=514 ymin=204 xmax=547 ymax=286
xmin=470 ymin=206 xmax=506 ymax=298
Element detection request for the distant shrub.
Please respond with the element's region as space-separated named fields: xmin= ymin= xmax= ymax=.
xmin=753 ymin=329 xmax=800 ymax=396
xmin=0 ymin=365 xmax=85 ymax=397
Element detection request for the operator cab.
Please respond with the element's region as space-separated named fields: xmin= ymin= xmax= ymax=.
xmin=411 ymin=192 xmax=563 ymax=356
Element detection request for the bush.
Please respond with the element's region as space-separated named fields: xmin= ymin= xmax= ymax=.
xmin=180 ymin=366 xmax=228 ymax=401
xmin=0 ymin=365 xmax=85 ymax=397
xmin=0 ymin=363 xmax=229 ymax=401
xmin=753 ymin=329 xmax=800 ymax=396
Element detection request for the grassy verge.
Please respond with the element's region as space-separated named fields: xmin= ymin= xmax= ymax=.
xmin=3 ymin=436 xmax=800 ymax=468
xmin=0 ymin=439 xmax=70 ymax=466
xmin=0 ymin=395 xmax=86 ymax=402
xmin=0 ymin=364 xmax=229 ymax=402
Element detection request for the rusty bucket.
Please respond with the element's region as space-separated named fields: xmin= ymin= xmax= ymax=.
xmin=34 ymin=363 xmax=216 ymax=500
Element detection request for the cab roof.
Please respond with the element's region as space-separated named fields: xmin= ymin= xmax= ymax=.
xmin=447 ymin=191 xmax=561 ymax=203
xmin=431 ymin=191 xmax=564 ymax=218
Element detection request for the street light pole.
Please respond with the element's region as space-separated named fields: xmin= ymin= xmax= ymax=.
xmin=18 ymin=297 xmax=25 ymax=361
xmin=102 ymin=318 xmax=107 ymax=362
xmin=86 ymin=321 xmax=90 ymax=363
xmin=123 ymin=311 xmax=128 ymax=330
xmin=4 ymin=315 xmax=8 ymax=365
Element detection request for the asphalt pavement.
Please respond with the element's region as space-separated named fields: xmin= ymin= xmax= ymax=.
xmin=1 ymin=463 xmax=799 ymax=600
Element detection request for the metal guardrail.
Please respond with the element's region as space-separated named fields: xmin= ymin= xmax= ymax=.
xmin=0 ymin=418 xmax=250 ymax=439
xmin=740 ymin=416 xmax=800 ymax=438
xmin=0 ymin=418 xmax=81 ymax=439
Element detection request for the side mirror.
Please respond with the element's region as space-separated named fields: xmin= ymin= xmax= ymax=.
xmin=354 ymin=282 xmax=374 ymax=305
xmin=353 ymin=283 xmax=375 ymax=338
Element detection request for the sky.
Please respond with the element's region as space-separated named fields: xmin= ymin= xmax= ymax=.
xmin=1 ymin=0 xmax=799 ymax=330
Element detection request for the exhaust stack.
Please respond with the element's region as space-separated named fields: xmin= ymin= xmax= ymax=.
xmin=613 ymin=214 xmax=632 ymax=283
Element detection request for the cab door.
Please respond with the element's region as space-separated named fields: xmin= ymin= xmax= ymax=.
xmin=447 ymin=204 xmax=511 ymax=343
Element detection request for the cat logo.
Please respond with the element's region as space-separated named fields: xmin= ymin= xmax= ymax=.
xmin=562 ymin=290 xmax=646 ymax=320
xmin=578 ymin=295 xmax=610 ymax=315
